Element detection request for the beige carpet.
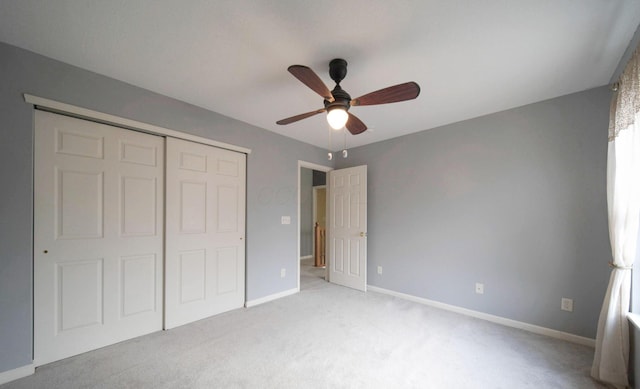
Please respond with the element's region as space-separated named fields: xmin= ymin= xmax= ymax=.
xmin=1 ymin=260 xmax=605 ymax=388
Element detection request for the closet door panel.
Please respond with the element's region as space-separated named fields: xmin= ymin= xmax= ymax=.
xmin=34 ymin=111 xmax=164 ymax=366
xmin=165 ymin=137 xmax=246 ymax=329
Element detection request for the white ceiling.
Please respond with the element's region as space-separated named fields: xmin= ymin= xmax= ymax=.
xmin=1 ymin=1 xmax=639 ymax=149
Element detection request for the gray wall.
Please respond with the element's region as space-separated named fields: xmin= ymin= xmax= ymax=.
xmin=0 ymin=42 xmax=333 ymax=374
xmin=300 ymin=168 xmax=313 ymax=258
xmin=632 ymin=324 xmax=639 ymax=388
xmin=336 ymin=86 xmax=612 ymax=338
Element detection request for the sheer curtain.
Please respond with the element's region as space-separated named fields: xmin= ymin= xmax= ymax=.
xmin=592 ymin=47 xmax=640 ymax=388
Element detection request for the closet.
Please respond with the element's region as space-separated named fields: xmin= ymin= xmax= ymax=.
xmin=33 ymin=110 xmax=246 ymax=365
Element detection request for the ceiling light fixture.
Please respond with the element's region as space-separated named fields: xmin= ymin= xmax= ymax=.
xmin=326 ymin=107 xmax=348 ymax=129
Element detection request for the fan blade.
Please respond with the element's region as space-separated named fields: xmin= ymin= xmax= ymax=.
xmin=276 ymin=108 xmax=326 ymax=125
xmin=345 ymin=112 xmax=367 ymax=135
xmin=351 ymin=82 xmax=420 ymax=106
xmin=288 ymin=65 xmax=334 ymax=102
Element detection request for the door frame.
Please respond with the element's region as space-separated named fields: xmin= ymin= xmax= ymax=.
xmin=297 ymin=161 xmax=332 ymax=291
xmin=311 ymin=185 xmax=326 ymax=262
xmin=24 ymin=94 xmax=251 ymax=155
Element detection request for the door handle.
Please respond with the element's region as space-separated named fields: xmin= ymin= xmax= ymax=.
xmin=360 ymin=232 xmax=367 ymax=237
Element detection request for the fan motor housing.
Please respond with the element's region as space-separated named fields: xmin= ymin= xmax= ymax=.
xmin=327 ymin=59 xmax=351 ymax=111
xmin=325 ymin=85 xmax=351 ymax=112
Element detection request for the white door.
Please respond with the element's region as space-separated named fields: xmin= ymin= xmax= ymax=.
xmin=165 ymin=137 xmax=246 ymax=329
xmin=34 ymin=111 xmax=164 ymax=365
xmin=328 ymin=165 xmax=367 ymax=291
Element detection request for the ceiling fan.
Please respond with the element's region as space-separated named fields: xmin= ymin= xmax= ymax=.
xmin=276 ymin=59 xmax=420 ymax=135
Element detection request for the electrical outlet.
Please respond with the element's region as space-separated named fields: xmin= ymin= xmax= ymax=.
xmin=377 ymin=266 xmax=382 ymax=275
xmin=280 ymin=268 xmax=286 ymax=278
xmin=561 ymin=298 xmax=573 ymax=312
xmin=475 ymin=283 xmax=484 ymax=294
xmin=281 ymin=216 xmax=290 ymax=225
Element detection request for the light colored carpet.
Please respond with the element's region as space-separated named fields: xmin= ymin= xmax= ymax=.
xmin=2 ymin=260 xmax=606 ymax=388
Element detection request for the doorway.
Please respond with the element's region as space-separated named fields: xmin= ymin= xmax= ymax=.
xmin=297 ymin=162 xmax=331 ymax=291
xmin=297 ymin=162 xmax=368 ymax=292
xmin=312 ymin=185 xmax=327 ymax=267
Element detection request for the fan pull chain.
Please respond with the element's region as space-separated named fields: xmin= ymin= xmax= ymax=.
xmin=327 ymin=125 xmax=333 ymax=160
xmin=342 ymin=128 xmax=348 ymax=158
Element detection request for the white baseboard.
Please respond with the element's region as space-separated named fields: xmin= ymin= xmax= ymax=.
xmin=245 ymin=288 xmax=298 ymax=308
xmin=367 ymin=285 xmax=595 ymax=348
xmin=300 ymin=255 xmax=313 ymax=261
xmin=0 ymin=363 xmax=34 ymax=385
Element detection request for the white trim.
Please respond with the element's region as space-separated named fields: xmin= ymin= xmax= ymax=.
xmin=0 ymin=364 xmax=34 ymax=385
xmin=628 ymin=312 xmax=640 ymax=330
xmin=299 ymin=161 xmax=333 ymax=172
xmin=311 ymin=185 xmax=327 ymax=261
xmin=244 ymin=288 xmax=298 ymax=308
xmin=300 ymin=255 xmax=313 ymax=261
xmin=297 ymin=161 xmax=332 ymax=292
xmin=367 ymin=285 xmax=596 ymax=348
xmin=23 ymin=94 xmax=251 ymax=154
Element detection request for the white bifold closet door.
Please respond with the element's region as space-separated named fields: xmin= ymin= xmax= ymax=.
xmin=164 ymin=137 xmax=246 ymax=329
xmin=34 ymin=111 xmax=164 ymax=366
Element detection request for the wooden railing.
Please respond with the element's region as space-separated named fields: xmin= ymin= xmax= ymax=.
xmin=314 ymin=222 xmax=326 ymax=267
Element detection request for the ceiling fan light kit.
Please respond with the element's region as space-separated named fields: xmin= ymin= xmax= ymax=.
xmin=324 ymin=59 xmax=351 ymax=130
xmin=326 ymin=107 xmax=348 ymax=129
xmin=276 ymin=58 xmax=421 ymax=135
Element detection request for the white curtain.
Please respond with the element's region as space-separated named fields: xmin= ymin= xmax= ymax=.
xmin=592 ymin=46 xmax=640 ymax=388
